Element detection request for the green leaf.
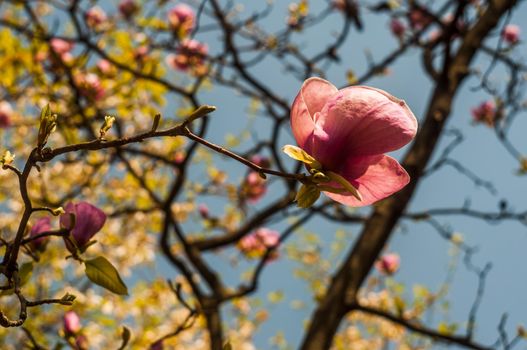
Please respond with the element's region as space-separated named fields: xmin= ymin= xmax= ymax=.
xmin=295 ymin=184 xmax=321 ymax=208
xmin=84 ymin=256 xmax=128 ymax=296
xmin=282 ymin=145 xmax=321 ymax=169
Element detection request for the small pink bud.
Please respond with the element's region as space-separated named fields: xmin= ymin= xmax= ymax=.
xmin=375 ymin=253 xmax=400 ymax=275
xmin=63 ymin=311 xmax=81 ymax=334
xmin=85 ymin=6 xmax=107 ymax=28
xmin=408 ymin=8 xmax=431 ymax=30
xmin=241 ymin=171 xmax=267 ymax=203
xmin=502 ymin=24 xmax=520 ymax=45
xmin=76 ymin=73 xmax=105 ymax=101
xmin=97 ymin=59 xmax=114 ymax=75
xmin=250 ymin=155 xmax=271 ymax=168
xmin=471 ymin=100 xmax=496 ymax=127
xmin=390 ymin=18 xmax=405 ymax=39
xmin=166 ymin=39 xmax=208 ymax=75
xmin=168 ymin=4 xmax=195 ymax=37
xmin=238 ymin=228 xmax=280 ymax=260
xmin=50 ymin=38 xmax=74 ymax=55
xmin=75 ymin=334 xmax=89 ymax=350
xmin=30 ymin=217 xmax=52 ymax=250
xmin=133 ymin=45 xmax=149 ymax=61
xmin=173 ymin=151 xmax=186 ymax=164
xmin=198 ymin=204 xmax=209 ymax=218
xmin=119 ymin=0 xmax=139 ymax=19
xmin=0 ymin=101 xmax=13 ymax=128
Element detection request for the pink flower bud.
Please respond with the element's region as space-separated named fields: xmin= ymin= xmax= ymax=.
xmin=0 ymin=101 xmax=13 ymax=128
xmin=241 ymin=171 xmax=267 ymax=203
xmin=60 ymin=201 xmax=106 ymax=252
xmin=133 ymin=45 xmax=149 ymax=62
xmin=119 ymin=0 xmax=139 ymax=19
xmin=168 ymin=4 xmax=195 ymax=37
xmin=75 ymin=334 xmax=89 ymax=350
xmin=63 ymin=311 xmax=81 ymax=334
xmin=75 ymin=73 xmax=105 ymax=101
xmin=390 ymin=18 xmax=405 ymax=39
xmin=198 ymin=204 xmax=209 ymax=218
xmin=471 ymin=100 xmax=496 ymax=127
xmin=166 ymin=39 xmax=208 ymax=75
xmin=97 ymin=59 xmax=114 ymax=75
xmin=173 ymin=151 xmax=186 ymax=164
xmin=408 ymin=8 xmax=431 ymax=30
xmin=238 ymin=228 xmax=280 ymax=260
xmin=375 ymin=253 xmax=400 ymax=275
xmin=50 ymin=38 xmax=74 ymax=55
xmin=250 ymin=155 xmax=271 ymax=168
xmin=502 ymin=24 xmax=520 ymax=45
xmin=85 ymin=6 xmax=107 ymax=28
xmin=30 ymin=217 xmax=52 ymax=250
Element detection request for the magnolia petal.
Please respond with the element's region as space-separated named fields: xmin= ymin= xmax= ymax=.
xmin=323 ymin=155 xmax=410 ymax=207
xmin=301 ymin=77 xmax=338 ymax=117
xmin=290 ymin=77 xmax=337 ymax=149
xmin=312 ymin=86 xmax=417 ymax=167
xmin=61 ymin=202 xmax=106 ymax=248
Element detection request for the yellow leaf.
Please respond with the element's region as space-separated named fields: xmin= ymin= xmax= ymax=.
xmin=282 ymin=145 xmax=321 ymax=169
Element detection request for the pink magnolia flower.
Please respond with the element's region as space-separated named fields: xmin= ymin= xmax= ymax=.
xmin=60 ymin=201 xmax=106 ymax=252
xmin=63 ymin=311 xmax=81 ymax=334
xmin=75 ymin=334 xmax=89 ymax=350
xmin=166 ymin=39 xmax=208 ymax=75
xmin=0 ymin=101 xmax=13 ymax=128
xmin=375 ymin=253 xmax=400 ymax=275
xmin=408 ymin=8 xmax=432 ymax=30
xmin=471 ymin=100 xmax=496 ymax=126
xmin=288 ymin=77 xmax=417 ymax=207
xmin=133 ymin=45 xmax=149 ymax=62
xmin=97 ymin=59 xmax=115 ymax=75
xmin=30 ymin=217 xmax=52 ymax=250
xmin=250 ymin=155 xmax=271 ymax=168
xmin=50 ymin=38 xmax=74 ymax=55
xmin=75 ymin=73 xmax=105 ymax=101
xmin=85 ymin=6 xmax=107 ymax=28
xmin=119 ymin=0 xmax=139 ymax=19
xmin=168 ymin=4 xmax=195 ymax=37
xmin=241 ymin=171 xmax=267 ymax=203
xmin=390 ymin=18 xmax=406 ymax=39
xmin=238 ymin=228 xmax=280 ymax=260
xmin=49 ymin=38 xmax=74 ymax=64
xmin=502 ymin=24 xmax=520 ymax=45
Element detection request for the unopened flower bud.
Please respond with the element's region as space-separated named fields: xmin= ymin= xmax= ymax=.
xmin=99 ymin=115 xmax=115 ymax=139
xmin=63 ymin=311 xmax=81 ymax=335
xmin=37 ymin=104 xmax=57 ymax=148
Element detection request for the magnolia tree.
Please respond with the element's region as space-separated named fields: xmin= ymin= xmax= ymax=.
xmin=0 ymin=0 xmax=525 ymax=349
